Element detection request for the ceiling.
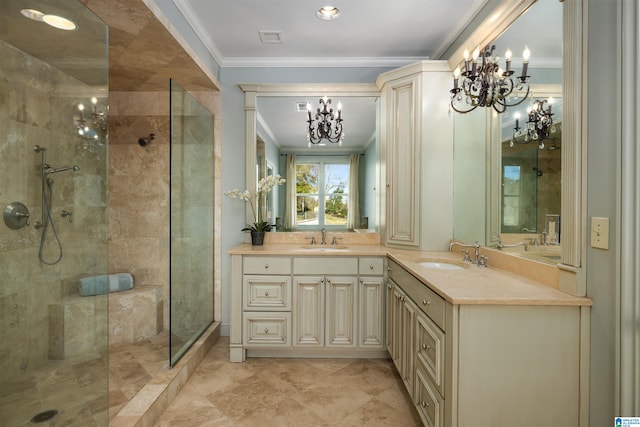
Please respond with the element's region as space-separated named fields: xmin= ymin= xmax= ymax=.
xmin=165 ymin=0 xmax=562 ymax=151
xmin=167 ymin=0 xmax=562 ymax=68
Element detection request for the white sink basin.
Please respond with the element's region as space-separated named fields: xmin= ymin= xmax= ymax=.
xmin=301 ymin=245 xmax=349 ymax=251
xmin=417 ymin=261 xmax=466 ymax=270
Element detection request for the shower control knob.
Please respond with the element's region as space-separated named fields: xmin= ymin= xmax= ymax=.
xmin=3 ymin=202 xmax=30 ymax=230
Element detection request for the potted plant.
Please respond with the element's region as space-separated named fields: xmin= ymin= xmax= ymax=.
xmin=225 ymin=174 xmax=286 ymax=245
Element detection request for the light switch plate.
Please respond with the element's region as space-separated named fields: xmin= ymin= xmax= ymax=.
xmin=591 ymin=217 xmax=609 ymax=250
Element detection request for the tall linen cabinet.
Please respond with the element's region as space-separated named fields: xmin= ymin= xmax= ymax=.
xmin=376 ymin=61 xmax=455 ymax=250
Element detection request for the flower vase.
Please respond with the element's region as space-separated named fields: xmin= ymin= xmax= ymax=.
xmin=251 ymin=231 xmax=265 ymax=246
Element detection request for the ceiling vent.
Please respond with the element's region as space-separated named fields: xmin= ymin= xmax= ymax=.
xmin=296 ymin=102 xmax=308 ymax=112
xmin=259 ymin=31 xmax=284 ymax=44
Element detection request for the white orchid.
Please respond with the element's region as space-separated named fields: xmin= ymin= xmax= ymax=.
xmin=225 ymin=174 xmax=286 ymax=231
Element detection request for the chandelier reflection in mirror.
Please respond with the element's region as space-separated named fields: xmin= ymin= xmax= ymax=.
xmin=306 ymin=96 xmax=344 ymax=146
xmin=74 ymin=97 xmax=107 ymax=159
xmin=511 ymin=98 xmax=556 ymax=149
xmin=450 ymin=45 xmax=532 ymax=114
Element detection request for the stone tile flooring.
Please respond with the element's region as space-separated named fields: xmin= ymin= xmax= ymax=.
xmin=108 ymin=330 xmax=171 ymax=419
xmin=0 ymin=355 xmax=109 ymax=427
xmin=156 ymin=337 xmax=422 ymax=426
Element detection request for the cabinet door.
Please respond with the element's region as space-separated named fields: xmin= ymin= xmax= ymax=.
xmin=400 ymin=289 xmax=416 ymax=394
xmin=384 ymin=75 xmax=420 ymax=248
xmin=325 ymin=276 xmax=357 ymax=347
xmin=385 ymin=280 xmax=397 ymax=356
xmin=359 ymin=276 xmax=384 ymax=348
xmin=293 ymin=276 xmax=324 ymax=347
xmin=389 ymin=284 xmax=403 ymax=370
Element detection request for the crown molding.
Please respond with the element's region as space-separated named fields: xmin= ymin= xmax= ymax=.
xmin=220 ymin=56 xmax=426 ymax=68
xmin=172 ymin=0 xmax=225 ymax=66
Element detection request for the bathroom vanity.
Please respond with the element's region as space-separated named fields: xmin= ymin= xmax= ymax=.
xmin=228 ymin=243 xmax=591 ymax=426
xmin=229 ymin=250 xmax=388 ymax=360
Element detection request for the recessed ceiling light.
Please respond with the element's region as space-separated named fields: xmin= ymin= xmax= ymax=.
xmin=316 ymin=6 xmax=341 ymax=21
xmin=42 ymin=14 xmax=77 ymax=31
xmin=20 ymin=9 xmax=45 ymax=21
xmin=21 ymin=8 xmax=77 ymax=31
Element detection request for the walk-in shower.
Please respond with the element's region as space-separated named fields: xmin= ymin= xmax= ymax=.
xmin=0 ymin=1 xmax=109 ymax=425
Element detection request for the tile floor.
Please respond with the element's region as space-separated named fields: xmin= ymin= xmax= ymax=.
xmin=0 ymin=355 xmax=109 ymax=427
xmin=156 ymin=336 xmax=422 ymax=426
xmin=108 ymin=331 xmax=171 ymax=419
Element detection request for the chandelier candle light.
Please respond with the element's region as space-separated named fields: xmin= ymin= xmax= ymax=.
xmin=450 ymin=44 xmax=532 ymax=114
xmin=75 ymin=96 xmax=108 ymax=159
xmin=511 ymin=98 xmax=556 ymax=149
xmin=306 ymin=96 xmax=344 ymax=146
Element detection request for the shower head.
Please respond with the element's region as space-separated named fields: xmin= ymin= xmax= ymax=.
xmin=45 ymin=165 xmax=80 ymax=175
xmin=138 ymin=133 xmax=155 ymax=147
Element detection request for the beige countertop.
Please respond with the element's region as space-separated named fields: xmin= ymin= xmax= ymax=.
xmin=228 ymin=243 xmax=592 ymax=307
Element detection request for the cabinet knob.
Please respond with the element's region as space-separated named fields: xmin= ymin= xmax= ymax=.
xmin=422 ymin=300 xmax=431 ymax=306
xmin=264 ymin=328 xmax=269 ymax=333
xmin=359 ymin=279 xmax=364 ymax=284
xmin=400 ymin=296 xmax=406 ymax=302
xmin=387 ymin=267 xmax=393 ymax=271
xmin=264 ymin=291 xmax=269 ymax=296
xmin=264 ymin=264 xmax=269 ymax=269
xmin=422 ymin=344 xmax=430 ymax=351
xmin=369 ymin=265 xmax=374 ymax=270
xmin=420 ymin=401 xmax=429 ymax=408
xmin=327 ymin=279 xmax=331 ymax=284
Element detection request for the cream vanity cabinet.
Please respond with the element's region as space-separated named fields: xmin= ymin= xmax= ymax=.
xmin=376 ymin=61 xmax=454 ymax=251
xmin=386 ymin=258 xmax=588 ymax=427
xmin=229 ymin=254 xmax=387 ymax=362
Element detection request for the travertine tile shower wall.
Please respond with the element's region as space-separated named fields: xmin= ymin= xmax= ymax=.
xmin=108 ymin=90 xmax=221 ymax=335
xmin=108 ymin=92 xmax=171 ymax=330
xmin=0 ymin=40 xmax=108 ymax=378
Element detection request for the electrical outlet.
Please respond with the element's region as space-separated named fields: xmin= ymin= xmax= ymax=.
xmin=591 ymin=217 xmax=609 ymax=250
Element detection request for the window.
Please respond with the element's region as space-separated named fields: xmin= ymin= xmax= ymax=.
xmin=502 ymin=165 xmax=521 ymax=227
xmin=295 ymin=159 xmax=349 ymax=229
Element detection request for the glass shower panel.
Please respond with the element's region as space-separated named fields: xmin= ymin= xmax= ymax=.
xmin=169 ymin=79 xmax=215 ymax=367
xmin=0 ymin=1 xmax=108 ymax=425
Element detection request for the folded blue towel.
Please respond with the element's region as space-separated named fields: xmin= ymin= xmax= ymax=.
xmin=78 ymin=273 xmax=134 ymax=296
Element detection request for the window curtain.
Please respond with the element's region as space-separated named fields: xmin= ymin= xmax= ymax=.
xmin=347 ymin=154 xmax=360 ymax=230
xmin=284 ymin=154 xmax=296 ymax=230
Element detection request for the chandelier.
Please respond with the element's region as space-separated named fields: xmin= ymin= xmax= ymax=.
xmin=511 ymin=98 xmax=556 ymax=149
xmin=306 ymin=96 xmax=344 ymax=146
xmin=74 ymin=97 xmax=108 ymax=159
xmin=450 ymin=45 xmax=531 ymax=114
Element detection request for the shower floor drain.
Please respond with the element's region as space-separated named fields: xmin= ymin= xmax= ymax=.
xmin=31 ymin=410 xmax=59 ymax=423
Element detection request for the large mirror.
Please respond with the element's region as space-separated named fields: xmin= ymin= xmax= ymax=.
xmin=453 ymin=0 xmax=563 ymax=265
xmin=241 ymin=84 xmax=381 ymax=232
xmin=496 ymin=85 xmax=562 ymax=263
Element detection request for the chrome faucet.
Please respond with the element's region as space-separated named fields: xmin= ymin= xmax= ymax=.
xmin=497 ymin=240 xmax=528 ymax=251
xmin=449 ymin=241 xmax=480 ymax=264
xmin=320 ymin=228 xmax=327 ymax=245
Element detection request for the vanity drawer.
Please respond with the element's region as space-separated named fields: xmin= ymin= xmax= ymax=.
xmin=243 ymin=276 xmax=291 ymax=311
xmin=415 ymin=366 xmax=444 ymax=427
xmin=293 ymin=257 xmax=357 ymax=275
xmin=359 ymin=257 xmax=385 ymax=275
xmin=243 ymin=256 xmax=291 ymax=275
xmin=388 ymin=259 xmax=446 ymax=330
xmin=243 ymin=312 xmax=291 ymax=347
xmin=416 ymin=310 xmax=445 ymax=395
